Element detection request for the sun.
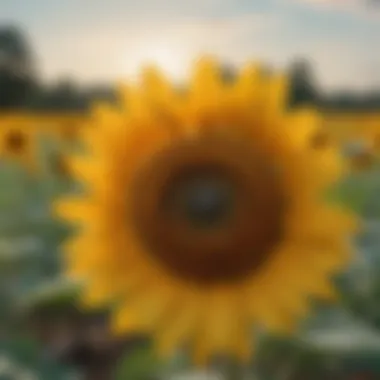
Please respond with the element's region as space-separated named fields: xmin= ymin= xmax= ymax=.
xmin=123 ymin=40 xmax=190 ymax=82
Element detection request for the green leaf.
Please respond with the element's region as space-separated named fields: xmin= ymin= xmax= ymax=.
xmin=114 ymin=344 xmax=163 ymax=380
xmin=325 ymin=174 xmax=372 ymax=214
xmin=0 ymin=336 xmax=79 ymax=380
xmin=17 ymin=278 xmax=82 ymax=317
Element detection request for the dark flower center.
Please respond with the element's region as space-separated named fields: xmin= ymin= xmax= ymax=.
xmin=6 ymin=130 xmax=26 ymax=152
xmin=130 ymin=137 xmax=287 ymax=285
xmin=165 ymin=170 xmax=235 ymax=230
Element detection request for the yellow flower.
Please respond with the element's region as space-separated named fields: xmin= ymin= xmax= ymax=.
xmin=0 ymin=116 xmax=37 ymax=172
xmin=368 ymin=129 xmax=380 ymax=155
xmin=55 ymin=58 xmax=358 ymax=365
xmin=351 ymin=151 xmax=375 ymax=171
xmin=59 ymin=118 xmax=80 ymax=142
xmin=347 ymin=114 xmax=380 ymax=152
xmin=343 ymin=141 xmax=376 ymax=172
xmin=37 ymin=114 xmax=84 ymax=143
xmin=50 ymin=150 xmax=71 ymax=178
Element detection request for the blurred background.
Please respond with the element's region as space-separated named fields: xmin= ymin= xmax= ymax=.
xmin=1 ymin=1 xmax=380 ymax=379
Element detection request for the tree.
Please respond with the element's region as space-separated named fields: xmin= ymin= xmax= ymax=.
xmin=287 ymin=58 xmax=320 ymax=108
xmin=0 ymin=25 xmax=37 ymax=110
xmin=42 ymin=78 xmax=85 ymax=111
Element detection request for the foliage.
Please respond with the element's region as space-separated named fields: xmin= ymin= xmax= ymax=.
xmin=114 ymin=343 xmax=162 ymax=380
xmin=0 ymin=133 xmax=80 ymax=379
xmin=0 ymin=336 xmax=79 ymax=380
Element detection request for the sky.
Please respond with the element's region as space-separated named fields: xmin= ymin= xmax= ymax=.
xmin=0 ymin=0 xmax=379 ymax=92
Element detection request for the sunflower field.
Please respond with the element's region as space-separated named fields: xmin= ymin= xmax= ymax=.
xmin=2 ymin=59 xmax=380 ymax=380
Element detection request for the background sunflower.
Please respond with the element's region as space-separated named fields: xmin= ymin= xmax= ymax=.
xmin=0 ymin=118 xmax=38 ymax=173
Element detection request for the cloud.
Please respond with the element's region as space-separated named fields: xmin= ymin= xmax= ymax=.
xmin=36 ymin=8 xmax=376 ymax=93
xmin=37 ymin=11 xmax=281 ymax=83
xmin=287 ymin=0 xmax=380 ymax=20
xmin=283 ymin=39 xmax=380 ymax=91
xmin=8 ymin=0 xmax=376 ymax=92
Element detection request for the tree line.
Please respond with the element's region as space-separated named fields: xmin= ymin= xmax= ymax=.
xmin=1 ymin=25 xmax=380 ymax=113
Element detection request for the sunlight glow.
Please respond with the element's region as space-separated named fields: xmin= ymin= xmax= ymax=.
xmin=122 ymin=39 xmax=192 ymax=82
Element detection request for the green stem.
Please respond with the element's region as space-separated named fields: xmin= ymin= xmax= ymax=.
xmin=226 ymin=361 xmax=246 ymax=380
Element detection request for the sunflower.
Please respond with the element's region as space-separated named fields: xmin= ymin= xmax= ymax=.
xmin=37 ymin=115 xmax=84 ymax=144
xmin=55 ymin=58 xmax=358 ymax=364
xmin=369 ymin=130 xmax=380 ymax=155
xmin=0 ymin=118 xmax=37 ymax=172
xmin=351 ymin=151 xmax=375 ymax=171
xmin=343 ymin=141 xmax=376 ymax=172
xmin=349 ymin=115 xmax=380 ymax=153
xmin=59 ymin=119 xmax=79 ymax=142
xmin=50 ymin=151 xmax=71 ymax=178
xmin=57 ymin=115 xmax=88 ymax=143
